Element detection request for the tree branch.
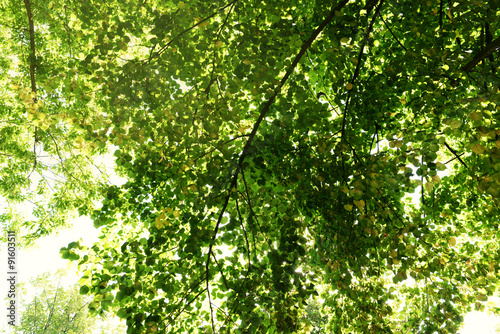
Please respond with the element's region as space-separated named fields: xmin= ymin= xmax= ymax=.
xmin=444 ymin=141 xmax=468 ymax=169
xmin=462 ymin=36 xmax=500 ymax=73
xmin=154 ymin=0 xmax=239 ymax=59
xmin=23 ymin=0 xmax=37 ymax=95
xmin=23 ymin=0 xmax=39 ymax=179
xmin=205 ymin=0 xmax=351 ymax=276
xmin=342 ymin=0 xmax=384 ymax=140
xmin=380 ymin=14 xmax=406 ymax=51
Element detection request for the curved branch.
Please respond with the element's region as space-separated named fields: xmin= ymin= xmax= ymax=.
xmin=205 ymin=0 xmax=351 ymax=277
xmin=380 ymin=14 xmax=406 ymax=51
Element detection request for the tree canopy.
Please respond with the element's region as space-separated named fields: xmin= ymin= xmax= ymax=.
xmin=2 ymin=0 xmax=500 ymax=333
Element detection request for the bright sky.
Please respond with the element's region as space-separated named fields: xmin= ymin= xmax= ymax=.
xmin=1 ymin=215 xmax=100 ymax=332
xmin=0 ymin=152 xmax=123 ymax=332
xmin=461 ymin=311 xmax=500 ymax=334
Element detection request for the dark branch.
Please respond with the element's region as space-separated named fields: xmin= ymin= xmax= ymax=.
xmin=462 ymin=36 xmax=500 ymax=73
xmin=342 ymin=0 xmax=384 ymax=140
xmin=444 ymin=141 xmax=468 ymax=169
xmin=204 ymin=1 xmax=352 ymax=325
xmin=206 ymin=0 xmax=351 ymax=265
xmin=23 ymin=0 xmax=37 ymax=95
xmin=380 ymin=15 xmax=407 ymax=51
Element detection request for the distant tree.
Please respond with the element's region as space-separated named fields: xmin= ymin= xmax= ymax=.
xmin=303 ymin=300 xmax=329 ymax=334
xmin=13 ymin=269 xmax=126 ymax=334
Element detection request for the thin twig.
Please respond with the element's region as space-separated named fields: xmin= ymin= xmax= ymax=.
xmin=154 ymin=0 xmax=239 ymax=59
xmin=341 ymin=0 xmax=384 ymax=140
xmin=444 ymin=141 xmax=468 ymax=168
xmin=380 ymin=15 xmax=407 ymax=51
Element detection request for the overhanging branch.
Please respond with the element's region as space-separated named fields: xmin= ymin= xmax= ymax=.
xmin=204 ymin=0 xmax=350 ymax=322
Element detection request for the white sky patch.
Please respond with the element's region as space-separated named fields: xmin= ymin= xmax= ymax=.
xmin=459 ymin=310 xmax=500 ymax=334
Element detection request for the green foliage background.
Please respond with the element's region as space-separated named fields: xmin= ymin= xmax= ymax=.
xmin=1 ymin=0 xmax=499 ymax=333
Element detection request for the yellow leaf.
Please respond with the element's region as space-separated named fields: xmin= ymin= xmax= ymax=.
xmin=345 ymin=83 xmax=353 ymax=90
xmin=353 ymin=200 xmax=365 ymax=210
xmin=173 ymin=210 xmax=180 ymax=218
xmin=468 ymin=111 xmax=482 ymax=122
xmin=476 ymin=294 xmax=488 ymax=302
xmin=450 ymin=119 xmax=461 ymax=129
xmin=238 ymin=126 xmax=250 ymax=133
xmin=436 ymin=162 xmax=446 ymax=171
xmin=37 ymin=112 xmax=46 ymax=121
xmin=486 ymin=272 xmax=498 ymax=282
xmin=471 ymin=144 xmax=485 ymax=154
xmin=344 ymin=204 xmax=353 ymax=211
xmin=447 ymin=8 xmax=452 ymax=19
xmin=214 ymin=40 xmax=223 ymax=48
xmin=75 ymin=136 xmax=85 ymax=148
xmin=390 ymin=250 xmax=398 ymax=258
xmin=425 ymin=182 xmax=434 ymax=192
xmin=155 ymin=219 xmax=163 ymax=229
xmin=448 ymin=237 xmax=456 ymax=246
xmin=40 ymin=120 xmax=50 ymax=131
xmin=243 ymin=59 xmax=251 ymax=65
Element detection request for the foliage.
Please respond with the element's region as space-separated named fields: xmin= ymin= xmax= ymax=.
xmin=2 ymin=0 xmax=500 ymax=333
xmin=0 ymin=0 xmax=108 ymax=246
xmin=11 ymin=268 xmax=126 ymax=334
